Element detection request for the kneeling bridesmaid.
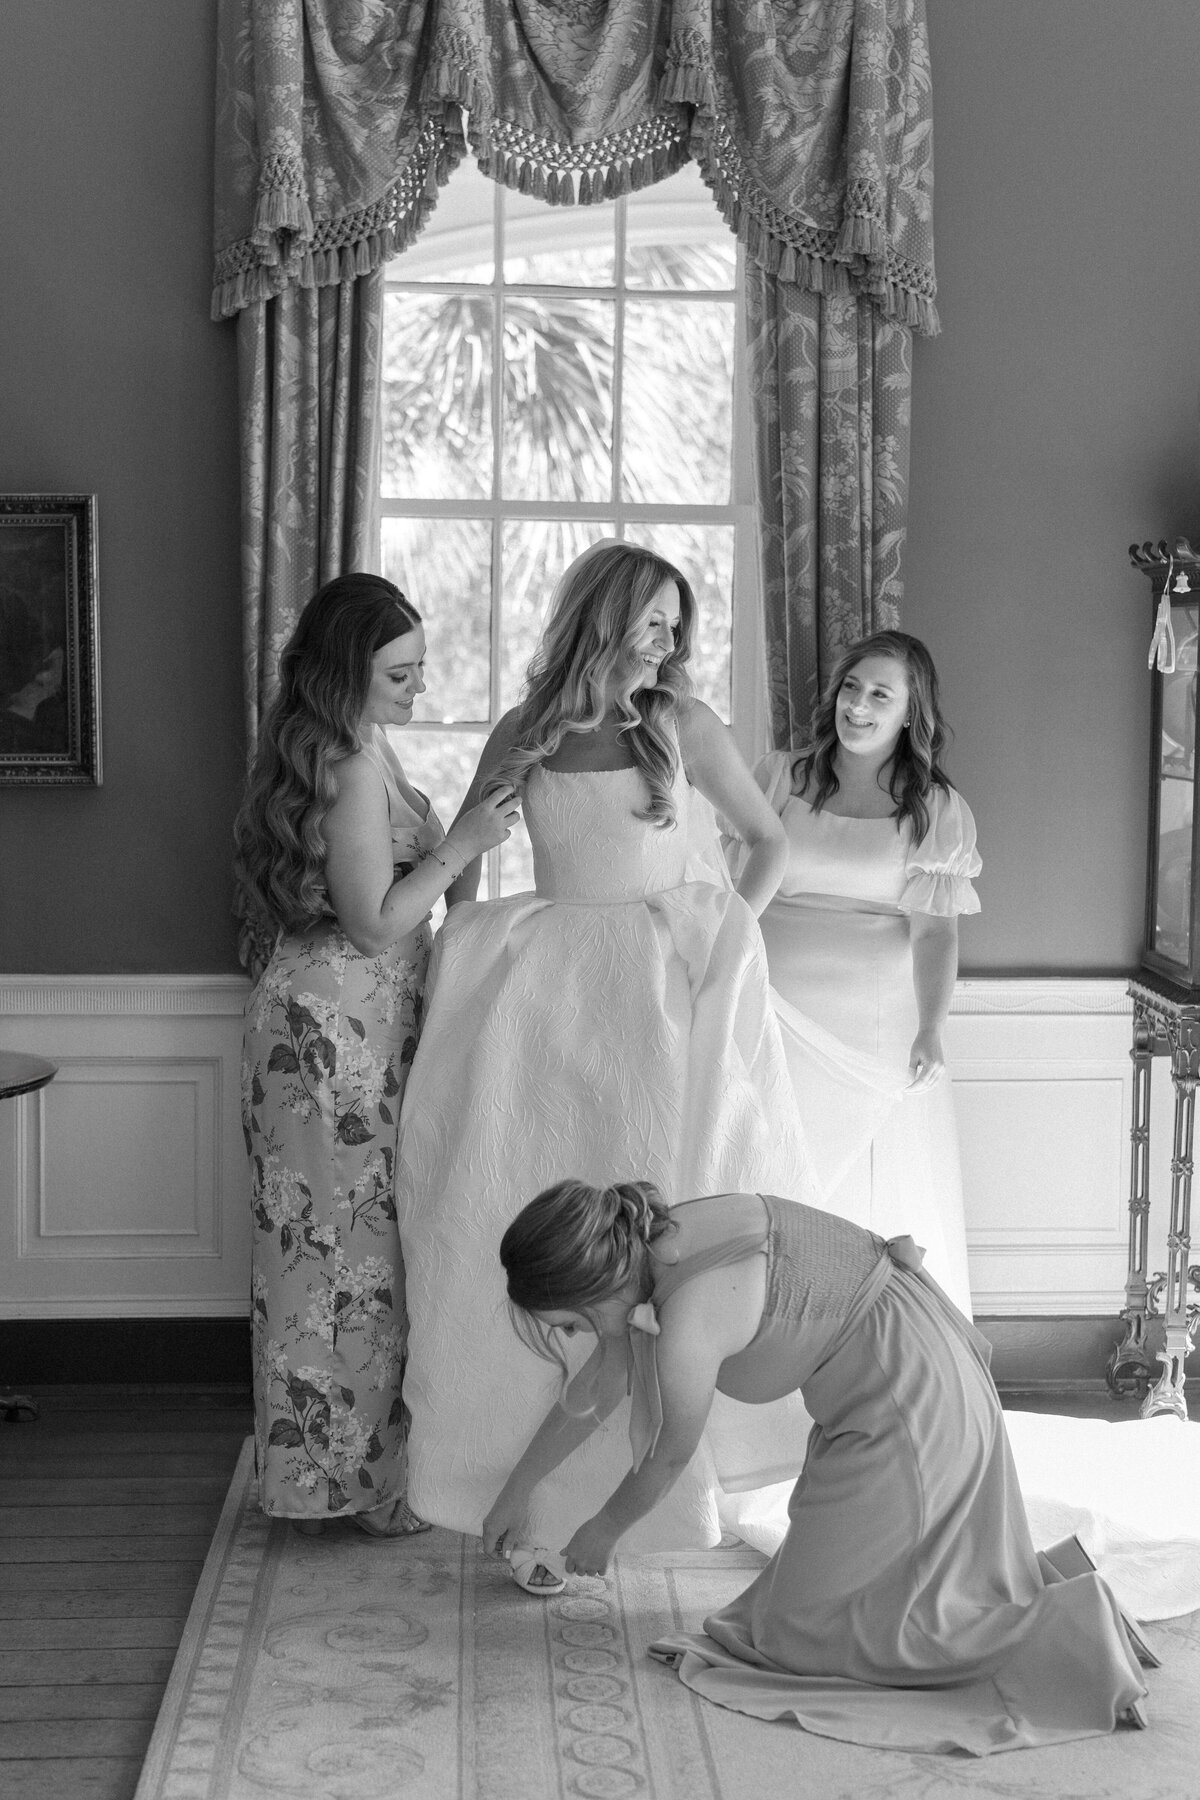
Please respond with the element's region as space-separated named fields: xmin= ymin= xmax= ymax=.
xmin=484 ymin=1178 xmax=1151 ymax=1755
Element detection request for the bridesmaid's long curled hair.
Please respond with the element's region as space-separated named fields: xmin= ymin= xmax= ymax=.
xmin=793 ymin=630 xmax=952 ymax=843
xmin=501 ymin=1178 xmax=675 ymax=1367
xmin=234 ymin=574 xmax=421 ymax=956
xmin=488 ymin=541 xmax=696 ymax=828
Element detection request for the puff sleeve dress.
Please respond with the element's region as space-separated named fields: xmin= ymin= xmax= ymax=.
xmin=753 ymin=750 xmax=981 ymax=1312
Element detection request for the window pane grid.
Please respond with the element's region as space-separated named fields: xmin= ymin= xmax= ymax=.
xmin=381 ymin=169 xmax=745 ymax=895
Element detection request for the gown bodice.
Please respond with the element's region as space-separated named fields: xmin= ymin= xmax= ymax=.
xmin=776 ymin=795 xmax=909 ymax=908
xmin=752 ymin=750 xmax=982 ymax=920
xmin=525 ymin=760 xmax=689 ymax=901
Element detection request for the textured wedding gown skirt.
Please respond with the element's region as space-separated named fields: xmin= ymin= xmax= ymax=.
xmin=397 ymin=763 xmax=833 ymax=1552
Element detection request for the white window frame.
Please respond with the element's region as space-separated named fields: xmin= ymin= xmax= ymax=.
xmin=380 ymin=172 xmax=766 ymax=892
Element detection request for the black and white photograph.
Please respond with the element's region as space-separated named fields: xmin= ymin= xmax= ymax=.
xmin=2 ymin=6 xmax=1200 ymax=1800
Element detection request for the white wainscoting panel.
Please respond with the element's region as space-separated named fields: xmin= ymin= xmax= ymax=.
xmin=0 ymin=977 xmax=249 ymax=1317
xmin=949 ymin=978 xmax=1146 ymax=1315
xmin=0 ymin=972 xmax=1155 ymax=1319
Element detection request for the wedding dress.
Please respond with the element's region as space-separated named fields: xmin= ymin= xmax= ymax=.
xmin=397 ymin=756 xmax=862 ymax=1553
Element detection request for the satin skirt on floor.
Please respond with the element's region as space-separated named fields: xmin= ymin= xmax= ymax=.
xmin=652 ymin=1251 xmax=1147 ymax=1755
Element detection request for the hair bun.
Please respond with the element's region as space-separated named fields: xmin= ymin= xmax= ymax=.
xmin=604 ymin=1180 xmax=664 ymax=1247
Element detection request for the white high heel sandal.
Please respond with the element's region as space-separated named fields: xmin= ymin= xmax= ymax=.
xmin=508 ymin=1545 xmax=566 ymax=1595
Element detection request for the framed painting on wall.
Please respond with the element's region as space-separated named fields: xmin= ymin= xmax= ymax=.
xmin=0 ymin=493 xmax=101 ymax=785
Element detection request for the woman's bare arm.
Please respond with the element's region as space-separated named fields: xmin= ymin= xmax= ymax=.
xmin=908 ymin=911 xmax=958 ymax=1089
xmin=324 ymin=753 xmax=516 ymax=954
xmin=679 ymin=701 xmax=787 ymax=915
xmin=442 ymin=708 xmax=525 ymax=905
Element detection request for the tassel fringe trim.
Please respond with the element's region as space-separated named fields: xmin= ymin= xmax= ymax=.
xmin=214 ymin=49 xmax=938 ymax=336
xmin=212 ymin=114 xmax=465 ymax=319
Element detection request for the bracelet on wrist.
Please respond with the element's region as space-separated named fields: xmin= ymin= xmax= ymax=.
xmin=428 ymin=841 xmax=467 ymax=879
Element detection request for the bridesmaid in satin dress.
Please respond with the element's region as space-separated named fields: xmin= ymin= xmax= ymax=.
xmin=484 ymin=1177 xmax=1150 ymax=1756
xmin=750 ymin=631 xmax=980 ymax=1312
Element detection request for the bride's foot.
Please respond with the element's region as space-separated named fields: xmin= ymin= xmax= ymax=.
xmin=509 ymin=1546 xmax=566 ymax=1595
xmin=352 ymin=1496 xmax=433 ymax=1539
xmin=290 ymin=1518 xmax=328 ymax=1538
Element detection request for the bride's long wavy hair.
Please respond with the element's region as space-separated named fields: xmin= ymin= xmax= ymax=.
xmin=792 ymin=630 xmax=952 ymax=842
xmin=488 ymin=541 xmax=696 ymax=828
xmin=233 ymin=574 xmax=421 ymax=946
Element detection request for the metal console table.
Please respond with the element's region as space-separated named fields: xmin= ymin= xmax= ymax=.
xmin=1107 ymin=972 xmax=1200 ymax=1417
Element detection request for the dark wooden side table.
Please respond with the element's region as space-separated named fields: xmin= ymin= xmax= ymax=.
xmin=1107 ymin=974 xmax=1200 ymax=1418
xmin=0 ymin=1050 xmax=58 ymax=1422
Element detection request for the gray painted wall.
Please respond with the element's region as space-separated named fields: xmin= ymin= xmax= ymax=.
xmin=0 ymin=1 xmax=243 ymax=973
xmin=1 ymin=2 xmax=1197 ymax=975
xmin=907 ymin=1 xmax=1200 ymax=972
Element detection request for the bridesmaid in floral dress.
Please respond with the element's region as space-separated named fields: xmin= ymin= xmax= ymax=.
xmin=234 ymin=574 xmax=519 ymax=1534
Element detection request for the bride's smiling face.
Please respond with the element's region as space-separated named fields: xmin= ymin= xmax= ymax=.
xmin=625 ymin=580 xmax=682 ymax=692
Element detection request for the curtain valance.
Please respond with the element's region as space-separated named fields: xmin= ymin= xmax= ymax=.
xmin=213 ymin=0 xmax=937 ymax=335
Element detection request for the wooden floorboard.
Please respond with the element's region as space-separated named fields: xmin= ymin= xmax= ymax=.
xmin=0 ymin=1591 xmax=197 ymax=1623
xmin=0 ymin=1385 xmax=250 ymax=1800
xmin=0 ymin=1758 xmax=145 ymax=1798
xmin=0 ymin=1453 xmax=246 ymax=1481
xmin=3 ymin=1503 xmax=226 ymax=1535
xmin=0 ymin=1478 xmax=231 ymax=1506
xmin=0 ymin=1649 xmax=180 ymax=1688
xmin=3 ymin=1536 xmax=218 ymax=1565
xmin=2 ymin=1619 xmax=193 ymax=1652
xmin=0 ymin=1562 xmax=207 ymax=1594
xmin=0 ymin=1686 xmax=161 ymax=1723
xmin=0 ymin=1716 xmax=157 ymax=1759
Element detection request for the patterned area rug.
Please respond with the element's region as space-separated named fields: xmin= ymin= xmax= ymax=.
xmin=136 ymin=1440 xmax=1200 ymax=1800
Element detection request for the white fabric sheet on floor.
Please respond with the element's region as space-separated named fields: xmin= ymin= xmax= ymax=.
xmin=719 ymin=1403 xmax=1200 ymax=1624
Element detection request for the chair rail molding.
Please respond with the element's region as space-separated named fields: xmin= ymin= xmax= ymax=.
xmin=0 ymin=972 xmax=1145 ymax=1319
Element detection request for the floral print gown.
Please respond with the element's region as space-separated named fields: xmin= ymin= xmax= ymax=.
xmin=243 ymin=728 xmax=445 ymax=1519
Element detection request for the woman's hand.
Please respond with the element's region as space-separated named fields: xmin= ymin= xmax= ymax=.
xmin=481 ymin=1483 xmax=532 ymax=1560
xmin=908 ymin=1027 xmax=946 ymax=1090
xmin=561 ymin=1512 xmax=621 ymax=1579
xmin=446 ymin=785 xmax=521 ymax=866
xmin=908 ymin=913 xmax=956 ymax=1090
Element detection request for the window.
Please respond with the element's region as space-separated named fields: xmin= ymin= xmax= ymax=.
xmin=380 ymin=160 xmax=762 ymax=894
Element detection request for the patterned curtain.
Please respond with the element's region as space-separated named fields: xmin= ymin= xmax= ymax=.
xmin=214 ymin=0 xmax=937 ymax=745
xmin=236 ymin=276 xmax=383 ymax=745
xmin=747 ymin=278 xmax=913 ymax=747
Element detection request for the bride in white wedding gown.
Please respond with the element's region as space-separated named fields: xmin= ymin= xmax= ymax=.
xmin=396 ymin=542 xmax=850 ymax=1579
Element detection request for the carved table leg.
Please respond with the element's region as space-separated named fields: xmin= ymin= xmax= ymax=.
xmin=1108 ymin=1001 xmax=1157 ymax=1395
xmin=1143 ymin=1014 xmax=1200 ymax=1419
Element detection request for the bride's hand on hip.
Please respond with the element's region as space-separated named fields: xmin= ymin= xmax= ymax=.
xmin=908 ymin=1028 xmax=946 ymax=1091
